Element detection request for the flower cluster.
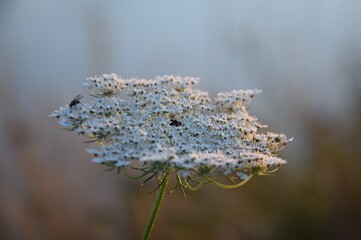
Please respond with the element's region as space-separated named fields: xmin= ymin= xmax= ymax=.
xmin=50 ymin=74 xmax=292 ymax=191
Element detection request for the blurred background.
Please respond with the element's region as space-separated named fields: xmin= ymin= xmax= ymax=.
xmin=1 ymin=0 xmax=361 ymax=239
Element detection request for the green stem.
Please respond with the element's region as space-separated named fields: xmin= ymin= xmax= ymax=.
xmin=142 ymin=167 xmax=172 ymax=240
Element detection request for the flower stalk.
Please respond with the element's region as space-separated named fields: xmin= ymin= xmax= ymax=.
xmin=142 ymin=167 xmax=172 ymax=240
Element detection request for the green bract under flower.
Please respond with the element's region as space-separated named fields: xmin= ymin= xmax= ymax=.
xmin=50 ymin=74 xmax=292 ymax=191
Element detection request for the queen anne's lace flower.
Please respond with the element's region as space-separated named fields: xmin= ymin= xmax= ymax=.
xmin=50 ymin=74 xmax=292 ymax=191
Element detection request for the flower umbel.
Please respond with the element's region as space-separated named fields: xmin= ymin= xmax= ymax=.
xmin=50 ymin=74 xmax=293 ymax=239
xmin=50 ymin=74 xmax=292 ymax=192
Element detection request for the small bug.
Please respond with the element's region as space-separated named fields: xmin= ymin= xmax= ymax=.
xmin=69 ymin=94 xmax=84 ymax=108
xmin=169 ymin=119 xmax=182 ymax=127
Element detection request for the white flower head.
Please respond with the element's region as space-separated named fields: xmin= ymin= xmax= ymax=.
xmin=83 ymin=73 xmax=126 ymax=97
xmin=50 ymin=74 xmax=292 ymax=191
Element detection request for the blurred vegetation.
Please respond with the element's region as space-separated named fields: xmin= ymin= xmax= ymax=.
xmin=1 ymin=71 xmax=361 ymax=240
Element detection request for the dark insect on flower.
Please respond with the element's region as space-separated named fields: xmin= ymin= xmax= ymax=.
xmin=69 ymin=94 xmax=84 ymax=108
xmin=169 ymin=119 xmax=182 ymax=127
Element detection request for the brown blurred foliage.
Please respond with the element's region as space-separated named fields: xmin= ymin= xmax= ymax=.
xmin=1 ymin=72 xmax=361 ymax=240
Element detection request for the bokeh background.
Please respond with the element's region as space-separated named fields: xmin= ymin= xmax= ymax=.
xmin=1 ymin=1 xmax=361 ymax=239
